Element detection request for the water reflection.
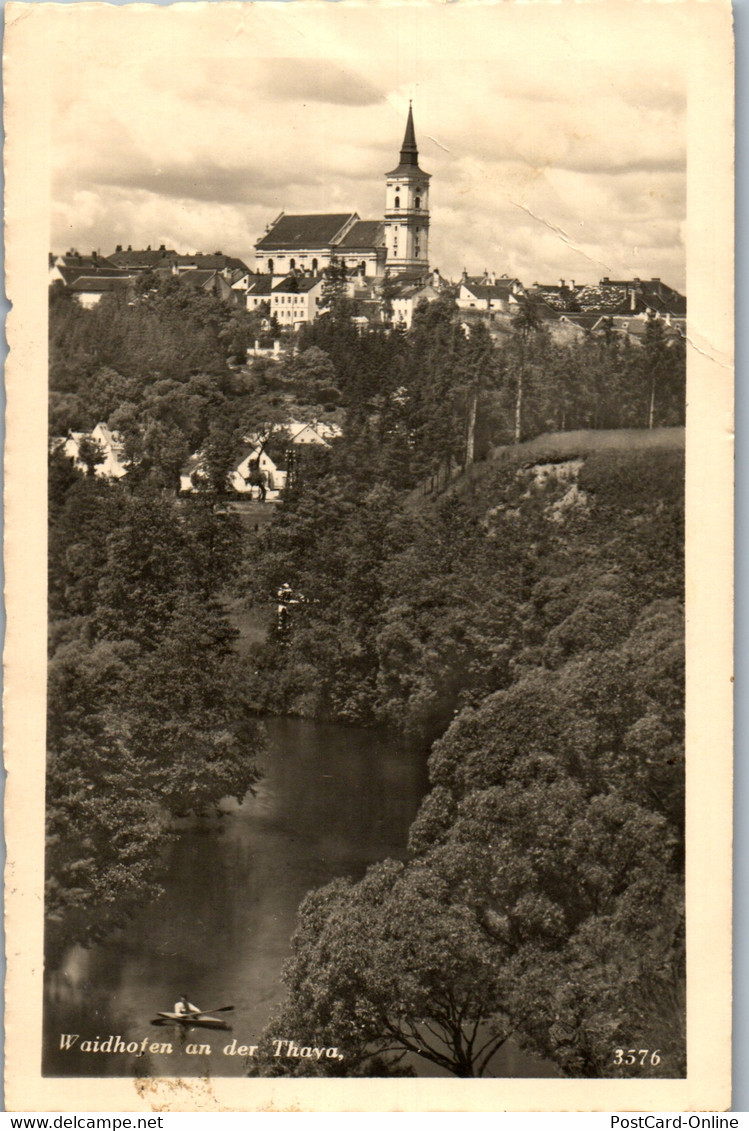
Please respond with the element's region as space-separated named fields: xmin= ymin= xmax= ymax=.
xmin=43 ymin=718 xmax=429 ymax=1077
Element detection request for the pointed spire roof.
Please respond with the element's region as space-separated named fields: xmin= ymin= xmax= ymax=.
xmin=386 ymin=102 xmax=430 ymax=178
xmin=399 ymin=102 xmax=418 ymax=165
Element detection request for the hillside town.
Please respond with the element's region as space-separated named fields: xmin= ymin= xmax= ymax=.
xmin=50 ymin=107 xmax=686 ymax=496
xmin=49 ymin=106 xmax=687 ymax=342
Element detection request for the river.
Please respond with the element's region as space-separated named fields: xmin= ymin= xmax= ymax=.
xmin=43 ymin=717 xmax=430 ymax=1078
xmin=43 ymin=715 xmax=554 ymax=1079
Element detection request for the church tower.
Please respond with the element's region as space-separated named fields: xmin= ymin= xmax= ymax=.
xmin=384 ymin=103 xmax=430 ymax=271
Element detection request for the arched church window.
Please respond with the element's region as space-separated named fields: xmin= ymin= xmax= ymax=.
xmin=415 ymin=195 xmax=421 ymax=210
xmin=312 ymin=258 xmax=318 ymax=272
xmin=394 ymin=195 xmax=400 ymax=209
xmin=290 ymin=259 xmax=295 ymax=270
xmin=268 ymin=259 xmax=273 ymax=273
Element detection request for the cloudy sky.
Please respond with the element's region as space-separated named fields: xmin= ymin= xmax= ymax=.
xmin=45 ymin=1 xmax=689 ymax=288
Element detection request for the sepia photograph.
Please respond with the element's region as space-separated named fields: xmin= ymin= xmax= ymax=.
xmin=3 ymin=0 xmax=734 ymax=1111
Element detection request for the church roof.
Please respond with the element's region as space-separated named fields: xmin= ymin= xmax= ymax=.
xmin=256 ymin=213 xmax=357 ymax=251
xmin=386 ymin=104 xmax=430 ymax=178
xmin=336 ymin=220 xmax=386 ymax=249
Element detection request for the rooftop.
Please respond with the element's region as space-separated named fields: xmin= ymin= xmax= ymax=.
xmin=272 ymin=274 xmax=324 ymax=294
xmin=336 ymin=220 xmax=386 ymax=250
xmin=69 ymin=275 xmax=136 ymax=293
xmin=256 ymin=214 xmax=357 ymax=252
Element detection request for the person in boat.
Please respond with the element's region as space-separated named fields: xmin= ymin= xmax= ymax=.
xmin=174 ymin=995 xmax=201 ymax=1017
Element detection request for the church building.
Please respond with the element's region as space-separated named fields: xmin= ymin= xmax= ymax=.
xmin=253 ymin=105 xmax=430 ymax=279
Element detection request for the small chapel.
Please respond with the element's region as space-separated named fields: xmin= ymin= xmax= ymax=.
xmin=253 ymin=104 xmax=430 ymax=279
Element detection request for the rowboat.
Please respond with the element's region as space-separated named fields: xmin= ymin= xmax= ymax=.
xmin=151 ymin=1011 xmax=232 ymax=1031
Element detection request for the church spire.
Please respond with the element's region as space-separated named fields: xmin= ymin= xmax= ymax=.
xmin=384 ymin=103 xmax=431 ymax=271
xmin=399 ymin=101 xmax=419 ymax=167
xmin=386 ymin=102 xmax=429 ymax=178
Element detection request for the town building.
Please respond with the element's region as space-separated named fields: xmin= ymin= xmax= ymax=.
xmin=59 ymin=423 xmax=128 ymax=478
xmin=253 ymin=106 xmax=430 ymax=280
xmin=390 ymin=281 xmax=440 ymax=329
xmin=270 ymin=274 xmax=325 ymax=328
xmin=457 ymin=273 xmax=525 ymax=316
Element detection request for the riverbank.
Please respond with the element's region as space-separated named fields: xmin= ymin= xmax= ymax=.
xmin=43 ymin=717 xmax=430 ymax=1078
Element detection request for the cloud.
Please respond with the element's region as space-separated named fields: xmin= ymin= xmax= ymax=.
xmin=255 ymin=59 xmax=385 ymax=106
xmin=47 ymin=3 xmax=687 ymax=290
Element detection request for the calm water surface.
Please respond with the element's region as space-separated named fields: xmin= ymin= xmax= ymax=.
xmin=43 ymin=716 xmax=553 ymax=1079
xmin=44 ymin=718 xmax=429 ymax=1077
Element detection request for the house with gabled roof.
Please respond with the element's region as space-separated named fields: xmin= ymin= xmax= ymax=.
xmin=49 ymin=250 xmax=117 ymax=284
xmin=391 ymin=281 xmax=440 ymax=329
xmin=170 ymin=251 xmax=251 ymax=276
xmin=68 ymin=275 xmax=138 ymax=307
xmin=270 ymin=274 xmax=325 ymax=328
xmin=107 ymin=244 xmax=177 ymax=270
xmin=231 ymin=441 xmax=287 ymax=497
xmin=60 ymin=422 xmax=128 ymax=478
xmin=457 ymin=274 xmax=525 ymax=317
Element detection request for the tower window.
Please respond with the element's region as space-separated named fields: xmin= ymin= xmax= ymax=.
xmin=394 ymin=195 xmax=400 ymax=209
xmin=415 ymin=195 xmax=421 ymax=209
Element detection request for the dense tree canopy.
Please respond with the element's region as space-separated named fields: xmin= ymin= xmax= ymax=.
xmin=47 ymin=278 xmax=685 ymax=1076
xmin=47 ymin=467 xmax=263 ymax=955
xmin=247 ymin=441 xmax=684 ymax=1079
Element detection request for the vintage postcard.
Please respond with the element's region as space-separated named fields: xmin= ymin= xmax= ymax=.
xmin=3 ymin=0 xmax=734 ymax=1112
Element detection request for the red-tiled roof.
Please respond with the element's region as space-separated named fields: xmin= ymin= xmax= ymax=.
xmin=256 ymin=214 xmax=357 ymax=252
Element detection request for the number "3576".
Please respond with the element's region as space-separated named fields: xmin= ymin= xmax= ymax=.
xmin=613 ymin=1049 xmax=661 ymax=1067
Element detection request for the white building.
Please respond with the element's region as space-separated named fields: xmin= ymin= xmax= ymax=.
xmin=61 ymin=423 xmax=128 ymax=478
xmin=270 ymin=275 xmax=325 ymax=328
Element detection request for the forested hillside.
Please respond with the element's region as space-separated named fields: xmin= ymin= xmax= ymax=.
xmin=248 ymin=438 xmax=685 ymax=1078
xmin=47 ymin=279 xmax=685 ymax=1075
xmin=47 ymin=468 xmax=265 ymax=955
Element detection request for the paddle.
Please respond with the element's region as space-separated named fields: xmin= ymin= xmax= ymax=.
xmin=181 ymin=1004 xmax=235 ymax=1017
